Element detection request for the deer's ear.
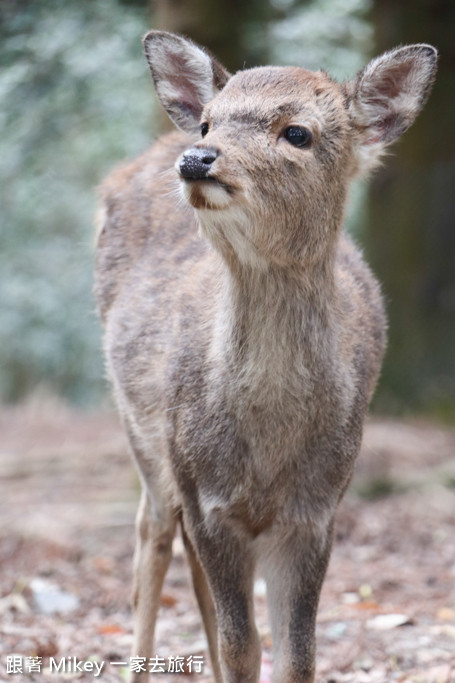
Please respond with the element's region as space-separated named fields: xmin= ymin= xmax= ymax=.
xmin=143 ymin=31 xmax=231 ymax=134
xmin=348 ymin=44 xmax=437 ymax=171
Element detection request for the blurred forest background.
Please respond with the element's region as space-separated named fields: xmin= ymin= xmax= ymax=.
xmin=1 ymin=0 xmax=454 ymax=419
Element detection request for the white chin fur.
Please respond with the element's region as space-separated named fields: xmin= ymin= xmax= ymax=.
xmin=179 ymin=179 xmax=267 ymax=269
xmin=201 ymin=207 xmax=268 ymax=270
xmin=181 ymin=179 xmax=232 ymax=210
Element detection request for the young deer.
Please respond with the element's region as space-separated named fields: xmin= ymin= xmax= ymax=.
xmin=95 ymin=32 xmax=437 ymax=683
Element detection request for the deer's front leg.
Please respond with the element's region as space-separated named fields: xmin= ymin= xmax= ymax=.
xmin=186 ymin=513 xmax=261 ymax=683
xmin=263 ymin=521 xmax=334 ymax=683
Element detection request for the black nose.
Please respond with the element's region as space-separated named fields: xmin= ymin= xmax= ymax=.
xmin=179 ymin=147 xmax=219 ymax=180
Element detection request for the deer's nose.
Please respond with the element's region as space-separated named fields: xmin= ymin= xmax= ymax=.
xmin=179 ymin=147 xmax=219 ymax=180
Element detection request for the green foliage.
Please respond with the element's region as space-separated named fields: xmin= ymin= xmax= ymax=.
xmin=0 ymin=0 xmax=372 ymax=406
xmin=354 ymin=476 xmax=404 ymax=500
xmin=269 ymin=0 xmax=373 ymax=80
xmin=0 ymin=0 xmax=154 ymax=403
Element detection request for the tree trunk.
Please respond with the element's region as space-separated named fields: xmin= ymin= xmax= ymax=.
xmin=367 ymin=0 xmax=455 ymax=417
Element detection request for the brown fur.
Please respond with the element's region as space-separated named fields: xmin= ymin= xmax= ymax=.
xmin=94 ymin=32 xmax=437 ymax=683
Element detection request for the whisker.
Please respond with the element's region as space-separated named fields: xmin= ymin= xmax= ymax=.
xmin=161 ymin=186 xmax=183 ymax=201
xmin=158 ymin=166 xmax=177 ymax=180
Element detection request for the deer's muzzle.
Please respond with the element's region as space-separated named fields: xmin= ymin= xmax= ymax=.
xmin=179 ymin=147 xmax=219 ymax=180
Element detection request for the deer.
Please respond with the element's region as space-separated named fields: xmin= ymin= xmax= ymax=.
xmin=94 ymin=31 xmax=437 ymax=683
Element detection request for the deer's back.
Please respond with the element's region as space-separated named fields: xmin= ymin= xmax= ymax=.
xmin=95 ymin=131 xmax=203 ymax=321
xmin=95 ymin=132 xmax=222 ymax=417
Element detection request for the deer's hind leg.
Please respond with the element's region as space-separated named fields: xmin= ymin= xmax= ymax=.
xmin=181 ymin=519 xmax=222 ymax=682
xmin=131 ymin=490 xmax=177 ymax=678
xmin=126 ymin=422 xmax=178 ymax=682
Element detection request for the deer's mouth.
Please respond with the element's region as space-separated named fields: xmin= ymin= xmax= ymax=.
xmin=181 ymin=175 xmax=234 ymax=191
xmin=180 ymin=175 xmax=234 ymax=210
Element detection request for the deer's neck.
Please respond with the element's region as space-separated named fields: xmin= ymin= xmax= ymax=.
xmin=211 ymin=251 xmax=339 ymax=395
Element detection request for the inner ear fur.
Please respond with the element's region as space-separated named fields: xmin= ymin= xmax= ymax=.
xmin=350 ymin=44 xmax=438 ymax=146
xmin=143 ymin=31 xmax=231 ymax=133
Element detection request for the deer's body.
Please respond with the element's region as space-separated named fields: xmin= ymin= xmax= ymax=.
xmin=95 ymin=35 xmax=437 ymax=683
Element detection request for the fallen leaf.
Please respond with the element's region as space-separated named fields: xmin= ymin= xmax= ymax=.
xmin=29 ymin=577 xmax=80 ymax=615
xmin=35 ymin=639 xmax=59 ymax=658
xmin=261 ymin=633 xmax=273 ymax=649
xmin=430 ymin=624 xmax=455 ymax=639
xmin=350 ymin=600 xmax=381 ymax=612
xmin=97 ymin=623 xmax=125 ymax=635
xmin=0 ymin=592 xmax=31 ymax=614
xmin=436 ymin=607 xmax=455 ymax=622
xmin=366 ymin=613 xmax=413 ymax=630
xmin=160 ymin=593 xmax=177 ymax=608
xmin=358 ymin=584 xmax=373 ymax=600
xmin=92 ymin=556 xmax=113 ymax=573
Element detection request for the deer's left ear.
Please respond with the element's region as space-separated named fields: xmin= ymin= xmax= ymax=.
xmin=143 ymin=31 xmax=231 ymax=134
xmin=347 ymin=44 xmax=438 ymax=171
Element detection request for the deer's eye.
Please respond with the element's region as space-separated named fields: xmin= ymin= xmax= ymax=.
xmin=283 ymin=126 xmax=312 ymax=148
xmin=200 ymin=122 xmax=209 ymax=138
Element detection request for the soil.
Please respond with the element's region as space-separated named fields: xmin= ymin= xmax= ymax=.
xmin=0 ymin=401 xmax=454 ymax=683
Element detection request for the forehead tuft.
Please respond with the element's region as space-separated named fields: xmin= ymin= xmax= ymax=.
xmin=206 ymin=66 xmax=347 ymax=131
xmin=224 ymin=66 xmax=339 ymax=99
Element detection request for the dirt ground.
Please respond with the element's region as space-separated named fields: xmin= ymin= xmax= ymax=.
xmin=0 ymin=401 xmax=454 ymax=683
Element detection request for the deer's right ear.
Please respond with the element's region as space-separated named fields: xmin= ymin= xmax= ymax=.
xmin=143 ymin=31 xmax=231 ymax=134
xmin=347 ymin=44 xmax=438 ymax=173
